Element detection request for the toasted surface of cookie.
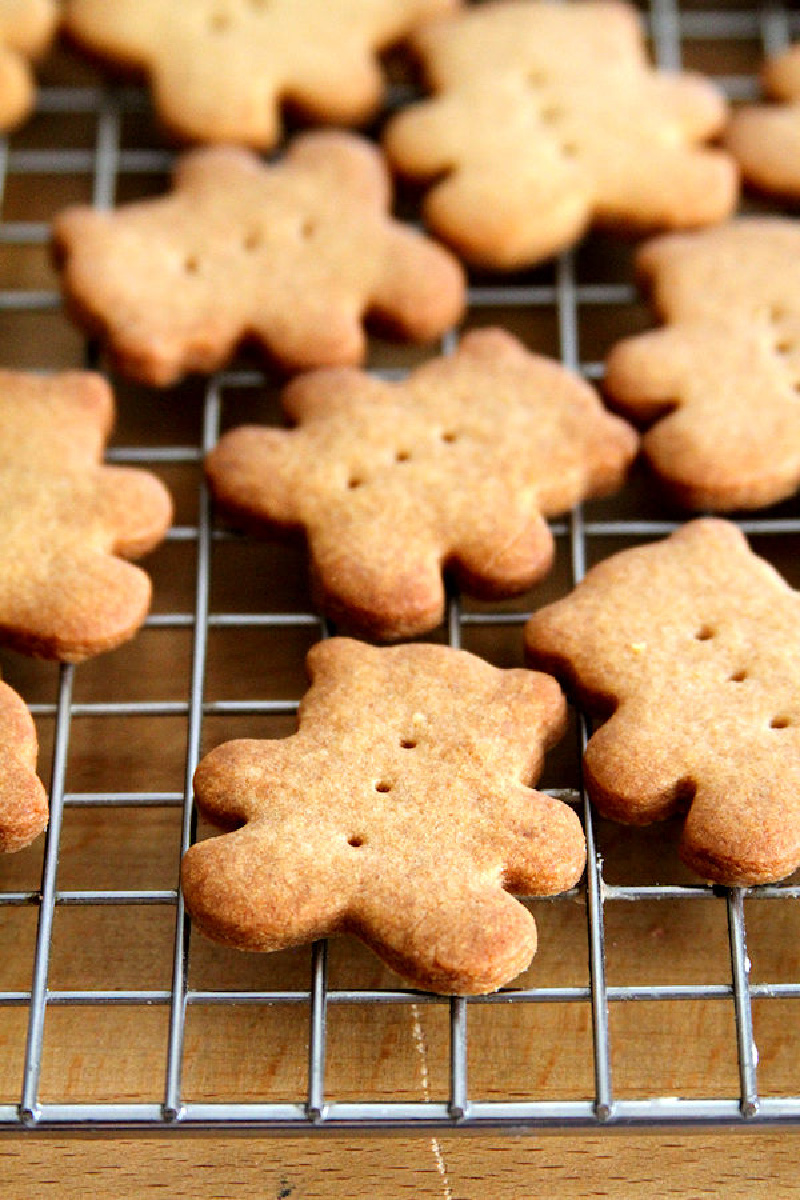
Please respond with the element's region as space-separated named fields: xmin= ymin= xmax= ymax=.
xmin=52 ymin=133 xmax=466 ymax=387
xmin=0 ymin=677 xmax=47 ymax=853
xmin=383 ymin=0 xmax=736 ymax=269
xmin=0 ymin=0 xmax=57 ymax=132
xmin=604 ymin=219 xmax=800 ymax=511
xmin=726 ymin=44 xmax=800 ymax=199
xmin=184 ymin=637 xmax=585 ymax=995
xmin=525 ymin=519 xmax=800 ymax=886
xmin=0 ymin=371 xmax=172 ymax=660
xmin=63 ymin=0 xmax=458 ymax=149
xmin=205 ymin=327 xmax=637 ymax=639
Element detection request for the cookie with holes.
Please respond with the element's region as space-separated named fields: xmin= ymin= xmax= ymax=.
xmin=525 ymin=519 xmax=800 ymax=886
xmin=62 ymin=0 xmax=458 ymax=150
xmin=204 ymin=327 xmax=638 ymax=640
xmin=726 ymin=44 xmax=800 ymax=199
xmin=0 ymin=678 xmax=47 ymax=853
xmin=0 ymin=370 xmax=172 ymax=660
xmin=52 ymin=133 xmax=466 ymax=387
xmin=605 ymin=219 xmax=800 ymax=511
xmin=0 ymin=0 xmax=57 ymax=132
xmin=383 ymin=0 xmax=737 ymax=270
xmin=184 ymin=637 xmax=586 ymax=994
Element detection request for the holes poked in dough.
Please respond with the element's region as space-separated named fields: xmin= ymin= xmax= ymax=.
xmin=525 ymin=86 xmax=579 ymax=160
xmin=694 ymin=624 xmax=715 ymax=641
xmin=347 ymin=834 xmax=366 ymax=848
xmin=208 ymin=10 xmax=232 ymax=34
xmin=729 ymin=669 xmax=748 ymax=683
xmin=209 ymin=1 xmax=270 ymax=32
xmin=345 ymin=430 xmax=461 ymax=494
xmin=770 ymin=715 xmax=792 ymax=730
xmin=767 ymin=305 xmax=798 ymax=357
xmin=528 ymin=69 xmax=549 ymax=87
xmin=374 ymin=780 xmax=392 ymax=794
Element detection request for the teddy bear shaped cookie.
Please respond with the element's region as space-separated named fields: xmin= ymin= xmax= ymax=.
xmin=525 ymin=520 xmax=800 ymax=886
xmin=0 ymin=677 xmax=47 ymax=853
xmin=52 ymin=132 xmax=466 ymax=386
xmin=384 ymin=0 xmax=737 ymax=269
xmin=205 ymin=327 xmax=638 ymax=639
xmin=0 ymin=370 xmax=172 ymax=660
xmin=604 ymin=219 xmax=800 ymax=510
xmin=184 ymin=637 xmax=586 ymax=994
xmin=62 ymin=0 xmax=459 ymax=149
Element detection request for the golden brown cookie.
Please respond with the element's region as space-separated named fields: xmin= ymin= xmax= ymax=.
xmin=184 ymin=637 xmax=585 ymax=995
xmin=0 ymin=0 xmax=57 ymax=133
xmin=726 ymin=44 xmax=800 ymax=199
xmin=205 ymin=327 xmax=638 ymax=640
xmin=52 ymin=133 xmax=466 ymax=387
xmin=0 ymin=677 xmax=47 ymax=853
xmin=62 ymin=0 xmax=459 ymax=150
xmin=383 ymin=0 xmax=737 ymax=270
xmin=525 ymin=519 xmax=800 ymax=886
xmin=0 ymin=370 xmax=172 ymax=660
xmin=604 ymin=219 xmax=800 ymax=511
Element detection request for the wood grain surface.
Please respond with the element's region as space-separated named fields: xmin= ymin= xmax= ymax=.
xmin=0 ymin=11 xmax=799 ymax=1198
xmin=0 ymin=1131 xmax=798 ymax=1199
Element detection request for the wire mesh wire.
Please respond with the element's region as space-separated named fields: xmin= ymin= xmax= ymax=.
xmin=0 ymin=0 xmax=798 ymax=1131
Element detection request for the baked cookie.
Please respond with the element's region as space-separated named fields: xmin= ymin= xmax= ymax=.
xmin=0 ymin=370 xmax=172 ymax=660
xmin=726 ymin=44 xmax=800 ymax=199
xmin=525 ymin=519 xmax=800 ymax=886
xmin=62 ymin=0 xmax=458 ymax=150
xmin=0 ymin=678 xmax=47 ymax=853
xmin=604 ymin=219 xmax=800 ymax=510
xmin=205 ymin=327 xmax=638 ymax=640
xmin=52 ymin=133 xmax=466 ymax=386
xmin=384 ymin=0 xmax=737 ymax=269
xmin=184 ymin=637 xmax=586 ymax=995
xmin=0 ymin=0 xmax=57 ymax=133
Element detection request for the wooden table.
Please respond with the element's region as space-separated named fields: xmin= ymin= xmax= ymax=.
xmin=0 ymin=1129 xmax=798 ymax=1198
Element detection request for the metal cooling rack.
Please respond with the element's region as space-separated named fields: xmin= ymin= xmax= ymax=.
xmin=0 ymin=0 xmax=799 ymax=1133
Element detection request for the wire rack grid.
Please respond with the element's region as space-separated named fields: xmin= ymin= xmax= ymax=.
xmin=0 ymin=0 xmax=798 ymax=1134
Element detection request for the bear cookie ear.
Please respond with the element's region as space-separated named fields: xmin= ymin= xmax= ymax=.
xmin=383 ymin=0 xmax=737 ymax=269
xmin=0 ymin=0 xmax=57 ymax=134
xmin=604 ymin=219 xmax=800 ymax=512
xmin=61 ymin=0 xmax=460 ymax=150
xmin=0 ymin=370 xmax=172 ymax=662
xmin=51 ymin=132 xmax=466 ymax=388
xmin=204 ymin=327 xmax=637 ymax=641
xmin=0 ymin=678 xmax=47 ymax=854
xmin=726 ymin=43 xmax=800 ymax=202
xmin=525 ymin=519 xmax=800 ymax=887
xmin=182 ymin=637 xmax=586 ymax=995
